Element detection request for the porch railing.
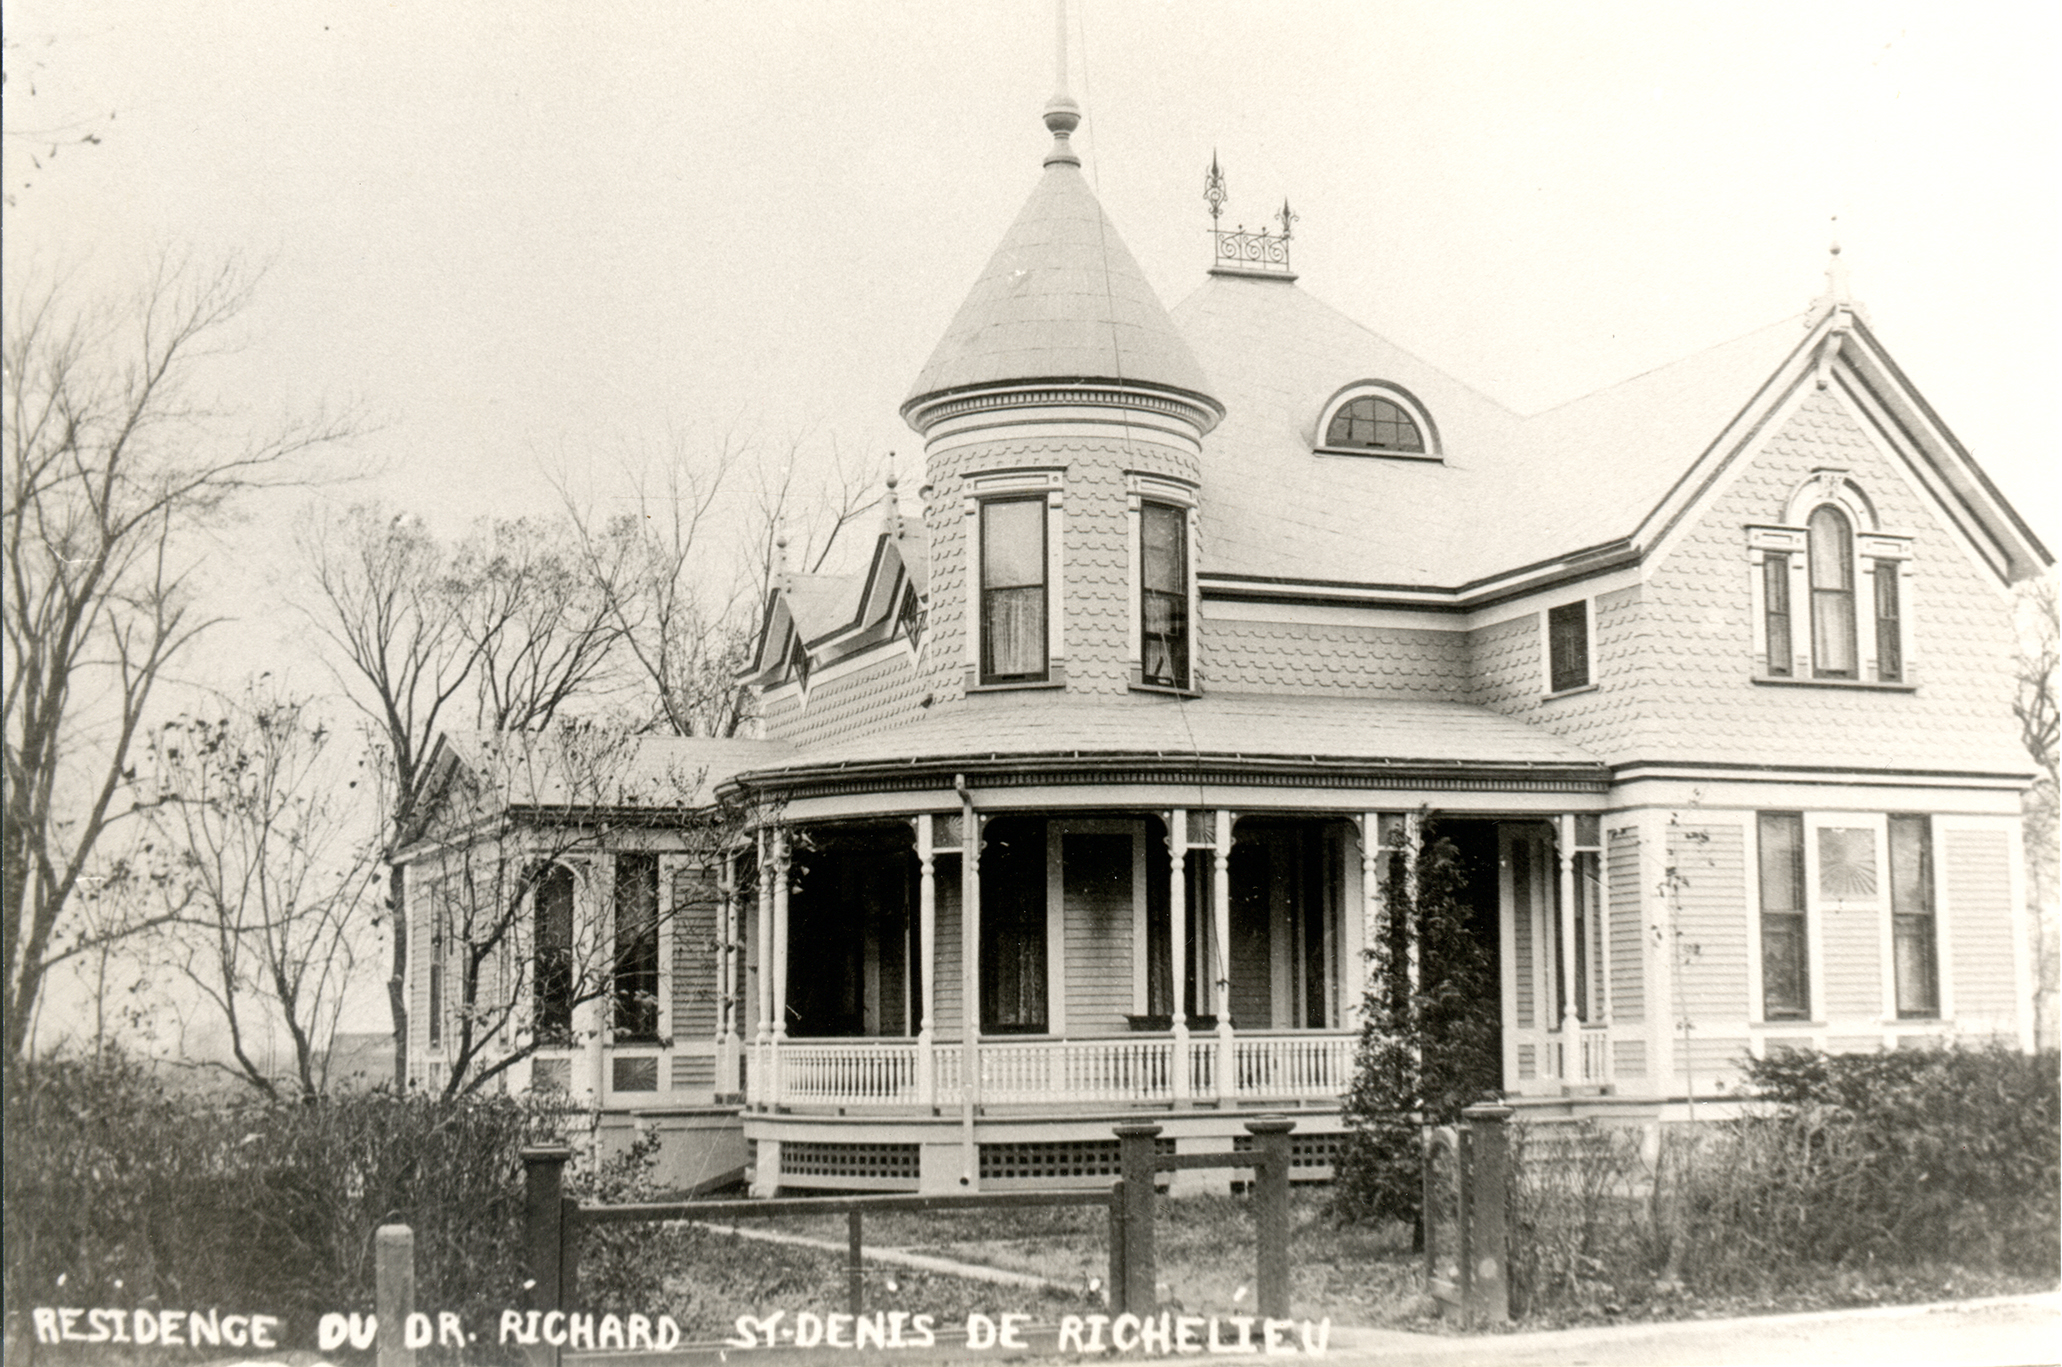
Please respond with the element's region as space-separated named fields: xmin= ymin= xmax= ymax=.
xmin=1230 ymin=1031 xmax=1357 ymax=1099
xmin=768 ymin=1031 xmax=1358 ymax=1108
xmin=980 ymin=1036 xmax=1174 ymax=1104
xmin=779 ymin=1040 xmax=922 ymax=1104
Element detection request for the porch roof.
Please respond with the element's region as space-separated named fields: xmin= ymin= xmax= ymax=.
xmin=733 ymin=691 xmax=1603 ymax=790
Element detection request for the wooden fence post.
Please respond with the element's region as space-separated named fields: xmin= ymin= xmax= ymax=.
xmin=1460 ymin=1103 xmax=1513 ymax=1325
xmin=374 ymin=1224 xmax=415 ymax=1367
xmin=1114 ymin=1122 xmax=1162 ymax=1316
xmin=1106 ymin=1178 xmax=1127 ymax=1313
xmin=1243 ymin=1116 xmax=1295 ymax=1320
xmin=522 ymin=1145 xmax=573 ymax=1312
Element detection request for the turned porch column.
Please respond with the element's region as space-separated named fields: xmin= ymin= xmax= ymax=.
xmin=1213 ymin=809 xmax=1235 ymax=1101
xmin=1556 ymin=814 xmax=1580 ymax=1074
xmin=1168 ymin=809 xmax=1190 ymax=1104
xmin=771 ymin=825 xmax=791 ymax=1105
xmin=754 ymin=826 xmax=773 ymax=1107
xmin=916 ymin=813 xmax=938 ymax=1108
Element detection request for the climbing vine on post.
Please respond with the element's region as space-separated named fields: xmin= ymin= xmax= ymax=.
xmin=1334 ymin=815 xmax=1501 ymax=1232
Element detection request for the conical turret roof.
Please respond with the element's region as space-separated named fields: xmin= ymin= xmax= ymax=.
xmin=903 ymin=108 xmax=1215 ymax=416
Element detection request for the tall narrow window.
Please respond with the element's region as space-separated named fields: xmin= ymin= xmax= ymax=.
xmin=1140 ymin=501 xmax=1189 ymax=689
xmin=979 ymin=817 xmax=1049 ymax=1033
xmin=1763 ymin=553 xmax=1793 ymax=676
xmin=1874 ymin=560 xmax=1903 ymax=683
xmin=427 ymin=914 xmax=444 ymax=1049
xmin=1808 ymin=506 xmax=1857 ymax=678
xmin=1548 ymin=601 xmax=1590 ymax=692
xmin=613 ymin=854 xmax=661 ymax=1042
xmin=1758 ymin=812 xmax=1809 ymax=1020
xmin=534 ymin=864 xmax=576 ymax=1043
xmin=1889 ymin=814 xmax=1938 ymax=1017
xmin=980 ymin=498 xmax=1047 ymax=683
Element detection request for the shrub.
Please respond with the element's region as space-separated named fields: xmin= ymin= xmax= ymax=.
xmin=1334 ymin=820 xmax=1500 ymax=1229
xmin=1505 ymin=1042 xmax=2061 ymax=1318
xmin=5 ymin=1050 xmax=573 ymax=1354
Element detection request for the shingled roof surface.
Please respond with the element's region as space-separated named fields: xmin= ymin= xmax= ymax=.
xmin=742 ymin=690 xmax=1600 ymax=776
xmin=905 ymin=159 xmax=1215 ymax=406
xmin=1174 ymin=273 xmax=1810 ymax=587
xmin=440 ymin=731 xmax=789 ymax=810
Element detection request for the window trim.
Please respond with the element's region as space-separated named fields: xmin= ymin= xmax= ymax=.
xmin=1747 ymin=472 xmax=1912 ymax=685
xmin=1312 ymin=382 xmax=1441 ymax=461
xmin=532 ymin=861 xmax=580 ymax=1045
xmin=1542 ymin=598 xmax=1593 ymax=696
xmin=964 ymin=470 xmax=1065 ymax=690
xmin=1126 ymin=473 xmax=1201 ymax=695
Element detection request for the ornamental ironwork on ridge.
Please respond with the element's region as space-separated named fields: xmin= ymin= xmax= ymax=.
xmin=1204 ymin=153 xmax=1297 ymax=280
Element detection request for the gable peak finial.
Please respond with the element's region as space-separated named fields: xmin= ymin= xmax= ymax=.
xmin=1826 ymin=216 xmax=1852 ymax=305
xmin=1043 ymin=0 xmax=1081 ymax=167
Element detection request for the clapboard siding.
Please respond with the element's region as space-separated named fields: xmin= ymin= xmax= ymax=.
xmin=1669 ymin=821 xmax=1748 ymax=1026
xmin=1607 ymin=828 xmax=1644 ymax=1023
xmin=1062 ymin=832 xmax=1136 ymax=1031
xmin=1820 ymin=888 xmax=1883 ymax=1024
xmin=935 ymin=872 xmax=965 ymax=1036
xmin=1946 ymin=828 xmax=2017 ymax=1028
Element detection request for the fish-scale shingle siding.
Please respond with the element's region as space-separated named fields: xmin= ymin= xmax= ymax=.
xmin=918 ymin=436 xmax=1201 ymax=708
xmin=1467 ymin=586 xmax=1643 ymax=759
xmin=763 ymin=652 xmax=929 ymax=749
xmin=1202 ymin=618 xmax=1470 ymax=699
xmin=1636 ymin=388 xmax=2022 ymax=772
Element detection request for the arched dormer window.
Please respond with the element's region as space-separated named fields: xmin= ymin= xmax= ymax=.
xmin=1315 ymin=384 xmax=1439 ymax=459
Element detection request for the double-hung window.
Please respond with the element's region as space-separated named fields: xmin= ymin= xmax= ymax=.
xmin=1139 ymin=501 xmax=1189 ymax=689
xmin=1888 ymin=814 xmax=1938 ymax=1017
xmin=612 ymin=853 xmax=661 ymax=1042
xmin=1546 ymin=600 xmax=1590 ymax=693
xmin=1757 ymin=812 xmax=1810 ymax=1020
xmin=980 ymin=497 xmax=1048 ymax=683
xmin=1807 ymin=506 xmax=1858 ymax=678
xmin=533 ymin=863 xmax=576 ymax=1043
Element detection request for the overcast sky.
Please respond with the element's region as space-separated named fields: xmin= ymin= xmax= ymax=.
xmin=6 ymin=0 xmax=2057 ymax=666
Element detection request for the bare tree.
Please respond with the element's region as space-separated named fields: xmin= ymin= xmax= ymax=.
xmin=2015 ymin=572 xmax=2059 ymax=1048
xmin=556 ymin=430 xmax=760 ymax=738
xmin=132 ymin=681 xmax=381 ymax=1099
xmin=3 ymin=256 xmax=351 ymax=1060
xmin=404 ymin=721 xmax=732 ymax=1098
xmin=300 ymin=504 xmax=628 ymax=1082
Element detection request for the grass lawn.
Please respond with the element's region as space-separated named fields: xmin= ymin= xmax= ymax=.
xmin=718 ymin=1189 xmax=1432 ymax=1328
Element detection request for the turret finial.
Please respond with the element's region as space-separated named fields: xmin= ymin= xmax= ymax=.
xmin=1825 ymin=217 xmax=1851 ymax=306
xmin=1043 ymin=0 xmax=1081 ymax=167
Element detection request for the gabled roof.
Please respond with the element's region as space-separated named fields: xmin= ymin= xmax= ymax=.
xmin=1178 ymin=277 xmax=2048 ymax=591
xmin=904 ymin=148 xmax=1215 ymax=412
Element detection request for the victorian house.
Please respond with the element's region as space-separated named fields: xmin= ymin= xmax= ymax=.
xmin=395 ymin=79 xmax=2048 ymax=1197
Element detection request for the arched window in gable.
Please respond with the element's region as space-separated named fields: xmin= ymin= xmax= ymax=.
xmin=1747 ymin=471 xmax=1912 ymax=685
xmin=1807 ymin=505 xmax=1857 ymax=679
